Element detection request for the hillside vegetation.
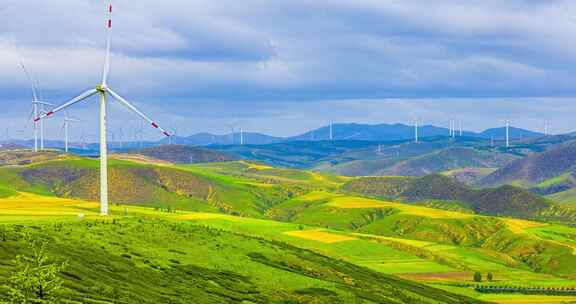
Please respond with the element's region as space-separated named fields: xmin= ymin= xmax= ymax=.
xmin=0 ymin=218 xmax=484 ymax=303
xmin=1 ymin=153 xmax=576 ymax=303
xmin=342 ymin=175 xmax=551 ymax=218
xmin=135 ymin=144 xmax=236 ymax=164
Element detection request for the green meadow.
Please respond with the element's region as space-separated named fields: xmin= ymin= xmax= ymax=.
xmin=0 ymin=155 xmax=575 ymax=303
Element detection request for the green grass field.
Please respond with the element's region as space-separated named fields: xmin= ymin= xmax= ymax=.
xmin=1 ymin=155 xmax=576 ymax=303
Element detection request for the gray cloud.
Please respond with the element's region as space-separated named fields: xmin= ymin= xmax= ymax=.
xmin=1 ymin=0 xmax=576 ymax=138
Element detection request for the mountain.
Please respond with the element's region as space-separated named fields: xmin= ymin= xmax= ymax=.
xmin=133 ymin=144 xmax=236 ymax=164
xmin=478 ymin=126 xmax=544 ymax=140
xmin=377 ymin=147 xmax=516 ymax=177
xmin=162 ymin=132 xmax=282 ymax=146
xmin=289 ymin=123 xmax=464 ymax=141
xmin=479 ymin=140 xmax=576 ymax=188
xmin=289 ymin=123 xmax=544 ymax=142
xmin=342 ymin=174 xmax=552 ymax=218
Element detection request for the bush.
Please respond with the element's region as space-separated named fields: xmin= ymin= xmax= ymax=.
xmin=473 ymin=271 xmax=482 ymax=282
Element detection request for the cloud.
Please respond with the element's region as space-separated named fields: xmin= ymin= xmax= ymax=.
xmin=1 ymin=0 xmax=576 ymax=138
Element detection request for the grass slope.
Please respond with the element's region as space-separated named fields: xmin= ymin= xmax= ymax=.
xmin=0 ymin=218 xmax=483 ymax=303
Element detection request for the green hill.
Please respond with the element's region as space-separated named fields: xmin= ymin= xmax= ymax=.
xmin=380 ymin=147 xmax=515 ymax=177
xmin=2 ymin=155 xmax=576 ymax=302
xmin=480 ymin=140 xmax=576 ymax=188
xmin=0 ymin=218 xmax=483 ymax=303
xmin=134 ymin=144 xmax=236 ymax=164
xmin=342 ymin=174 xmax=551 ymax=218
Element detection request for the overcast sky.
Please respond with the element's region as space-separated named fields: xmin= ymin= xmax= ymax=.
xmin=1 ymin=0 xmax=576 ymax=140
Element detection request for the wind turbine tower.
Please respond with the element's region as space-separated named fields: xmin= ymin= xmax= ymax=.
xmin=329 ymin=120 xmax=333 ymax=141
xmin=62 ymin=111 xmax=80 ymax=153
xmin=505 ymin=120 xmax=510 ymax=148
xmin=35 ymin=4 xmax=171 ymax=215
xmin=414 ymin=119 xmax=419 ymax=143
xmin=240 ymin=127 xmax=244 ymax=145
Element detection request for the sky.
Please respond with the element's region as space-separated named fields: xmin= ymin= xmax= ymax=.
xmin=1 ymin=0 xmax=576 ymax=140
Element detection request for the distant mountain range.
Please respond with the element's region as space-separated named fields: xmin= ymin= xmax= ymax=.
xmin=0 ymin=122 xmax=548 ymax=149
xmin=158 ymin=123 xmax=546 ymax=146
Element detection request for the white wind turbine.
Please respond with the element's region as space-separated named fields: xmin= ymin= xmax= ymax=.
xmin=62 ymin=111 xmax=80 ymax=153
xmin=35 ymin=3 xmax=170 ymax=215
xmin=20 ymin=60 xmax=53 ymax=152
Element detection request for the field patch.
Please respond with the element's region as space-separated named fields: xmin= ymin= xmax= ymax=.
xmin=177 ymin=212 xmax=242 ymax=221
xmin=325 ymin=194 xmax=472 ymax=219
xmin=503 ymin=218 xmax=547 ymax=234
xmin=284 ymin=229 xmax=357 ymax=243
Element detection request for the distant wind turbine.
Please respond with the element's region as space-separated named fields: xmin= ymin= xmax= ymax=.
xmin=61 ymin=111 xmax=80 ymax=153
xmin=19 ymin=60 xmax=53 ymax=152
xmin=414 ymin=118 xmax=419 ymax=143
xmin=329 ymin=120 xmax=333 ymax=141
xmin=35 ymin=3 xmax=170 ymax=215
xmin=505 ymin=119 xmax=510 ymax=148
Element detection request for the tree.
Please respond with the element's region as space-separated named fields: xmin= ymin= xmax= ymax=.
xmin=473 ymin=271 xmax=482 ymax=282
xmin=487 ymin=272 xmax=494 ymax=282
xmin=7 ymin=232 xmax=68 ymax=303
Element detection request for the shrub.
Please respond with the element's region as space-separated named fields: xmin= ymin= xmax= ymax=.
xmin=473 ymin=271 xmax=482 ymax=282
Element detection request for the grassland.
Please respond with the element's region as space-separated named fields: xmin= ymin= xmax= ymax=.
xmin=1 ymin=154 xmax=576 ymax=303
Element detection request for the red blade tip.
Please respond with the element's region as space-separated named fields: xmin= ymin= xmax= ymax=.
xmin=109 ymin=4 xmax=112 ymax=13
xmin=151 ymin=122 xmax=159 ymax=128
xmin=163 ymin=132 xmax=170 ymax=137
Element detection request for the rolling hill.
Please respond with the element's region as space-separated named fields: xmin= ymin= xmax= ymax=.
xmin=134 ymin=144 xmax=237 ymax=164
xmin=342 ymin=174 xmax=552 ymax=218
xmin=1 ymin=153 xmax=576 ymax=302
xmin=479 ymin=140 xmax=576 ymax=188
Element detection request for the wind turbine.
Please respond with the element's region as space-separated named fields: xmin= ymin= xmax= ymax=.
xmin=505 ymin=119 xmax=510 ymax=148
xmin=414 ymin=118 xmax=419 ymax=143
xmin=329 ymin=120 xmax=333 ymax=141
xmin=19 ymin=60 xmax=53 ymax=152
xmin=239 ymin=127 xmax=244 ymax=145
xmin=35 ymin=3 xmax=170 ymax=215
xmin=61 ymin=111 xmax=80 ymax=153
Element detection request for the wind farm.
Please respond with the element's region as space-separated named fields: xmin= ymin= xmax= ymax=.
xmin=1 ymin=2 xmax=576 ymax=304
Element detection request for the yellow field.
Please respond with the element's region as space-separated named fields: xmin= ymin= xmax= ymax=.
xmin=284 ymin=229 xmax=358 ymax=243
xmin=502 ymin=218 xmax=547 ymax=234
xmin=325 ymin=194 xmax=472 ymax=219
xmin=110 ymin=153 xmax=172 ymax=166
xmin=0 ymin=193 xmax=98 ymax=215
xmin=244 ymin=161 xmax=274 ymax=170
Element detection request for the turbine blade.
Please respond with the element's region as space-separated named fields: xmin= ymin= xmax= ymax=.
xmin=102 ymin=3 xmax=113 ymax=85
xmin=33 ymin=101 xmax=55 ymax=106
xmin=106 ymin=87 xmax=170 ymax=137
xmin=34 ymin=89 xmax=98 ymax=122
xmin=19 ymin=60 xmax=38 ymax=101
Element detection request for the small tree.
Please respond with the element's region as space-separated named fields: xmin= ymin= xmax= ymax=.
xmin=473 ymin=271 xmax=482 ymax=282
xmin=487 ymin=272 xmax=493 ymax=282
xmin=7 ymin=232 xmax=68 ymax=303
